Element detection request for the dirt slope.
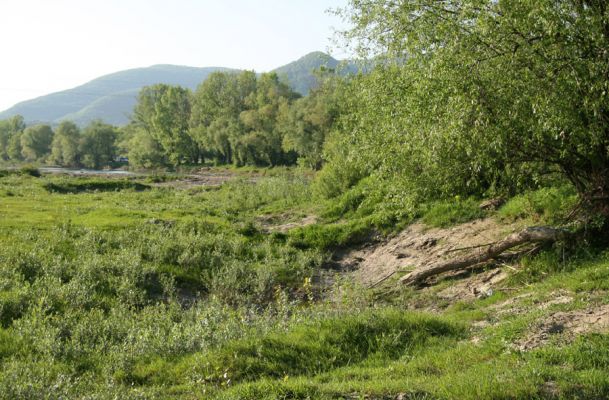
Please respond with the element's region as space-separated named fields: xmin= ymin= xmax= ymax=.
xmin=336 ymin=217 xmax=522 ymax=288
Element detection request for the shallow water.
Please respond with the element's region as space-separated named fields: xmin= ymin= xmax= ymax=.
xmin=39 ymin=167 xmax=139 ymax=176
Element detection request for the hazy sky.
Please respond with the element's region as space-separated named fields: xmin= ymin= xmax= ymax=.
xmin=0 ymin=0 xmax=349 ymax=111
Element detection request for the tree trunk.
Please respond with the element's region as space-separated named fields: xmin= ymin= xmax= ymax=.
xmin=400 ymin=226 xmax=569 ymax=286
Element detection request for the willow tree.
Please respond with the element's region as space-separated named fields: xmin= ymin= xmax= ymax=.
xmin=133 ymin=84 xmax=198 ymax=166
xmin=279 ymin=73 xmax=344 ymax=169
xmin=334 ymin=0 xmax=609 ymax=214
xmin=189 ymin=71 xmax=256 ymax=164
xmin=79 ymin=120 xmax=117 ymax=169
xmin=20 ymin=124 xmax=54 ymax=162
xmin=50 ymin=121 xmax=80 ymax=166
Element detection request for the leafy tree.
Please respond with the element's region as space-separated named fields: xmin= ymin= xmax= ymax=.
xmin=330 ymin=0 xmax=609 ymax=215
xmin=79 ymin=120 xmax=117 ymax=169
xmin=20 ymin=124 xmax=54 ymax=161
xmin=237 ymin=73 xmax=300 ymax=166
xmin=190 ymin=71 xmax=255 ymax=164
xmin=7 ymin=115 xmax=26 ymax=133
xmin=0 ymin=115 xmax=26 ymax=161
xmin=133 ymin=84 xmax=197 ymax=166
xmin=280 ymin=74 xmax=343 ymax=169
xmin=0 ymin=121 xmax=10 ymax=161
xmin=206 ymin=116 xmax=241 ymax=164
xmin=50 ymin=121 xmax=80 ymax=166
xmin=7 ymin=132 xmax=23 ymax=161
xmin=122 ymin=124 xmax=167 ymax=169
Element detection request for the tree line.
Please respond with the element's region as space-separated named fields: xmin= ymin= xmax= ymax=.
xmin=126 ymin=70 xmax=341 ymax=169
xmin=0 ymin=116 xmax=118 ymax=169
xmin=0 ymin=70 xmax=342 ymax=170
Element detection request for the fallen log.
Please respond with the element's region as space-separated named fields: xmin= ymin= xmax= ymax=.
xmin=399 ymin=226 xmax=569 ymax=286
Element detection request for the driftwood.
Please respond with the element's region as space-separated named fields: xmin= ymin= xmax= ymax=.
xmin=400 ymin=226 xmax=569 ymax=286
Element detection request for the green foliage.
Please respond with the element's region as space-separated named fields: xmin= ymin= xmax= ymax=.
xmin=190 ymin=71 xmax=302 ymax=167
xmin=20 ymin=124 xmax=53 ymax=162
xmin=422 ymin=198 xmax=485 ymax=228
xmin=499 ymin=186 xmax=579 ymax=225
xmin=151 ymin=310 xmax=462 ymax=387
xmin=121 ymin=124 xmax=167 ymax=169
xmin=2 ymin=172 xmax=609 ymax=398
xmin=42 ymin=178 xmax=150 ymax=194
xmin=288 ymin=218 xmax=373 ymax=250
xmin=126 ymin=69 xmax=339 ymax=169
xmin=280 ymin=73 xmax=344 ymax=169
xmin=320 ymin=0 xmax=609 ymax=218
xmin=0 ymin=115 xmax=25 ymax=161
xmin=6 ymin=130 xmax=23 ymax=161
xmin=50 ymin=121 xmax=80 ymax=166
xmin=79 ymin=120 xmax=118 ymax=168
xmin=19 ymin=165 xmax=41 ymax=178
xmin=133 ymin=84 xmax=198 ymax=166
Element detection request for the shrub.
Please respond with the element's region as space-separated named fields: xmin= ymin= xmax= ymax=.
xmin=43 ymin=179 xmax=150 ymax=194
xmin=19 ymin=165 xmax=41 ymax=177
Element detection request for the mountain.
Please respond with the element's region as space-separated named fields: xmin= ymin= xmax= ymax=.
xmin=0 ymin=52 xmax=358 ymax=126
xmin=272 ymin=51 xmax=359 ymax=95
xmin=0 ymin=65 xmax=237 ymax=126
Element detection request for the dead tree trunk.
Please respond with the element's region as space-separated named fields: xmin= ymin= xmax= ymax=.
xmin=400 ymin=226 xmax=569 ymax=286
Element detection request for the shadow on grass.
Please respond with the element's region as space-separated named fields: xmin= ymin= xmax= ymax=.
xmin=43 ymin=179 xmax=150 ymax=194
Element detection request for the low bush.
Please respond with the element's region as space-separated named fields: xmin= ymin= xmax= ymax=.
xmin=19 ymin=165 xmax=41 ymax=177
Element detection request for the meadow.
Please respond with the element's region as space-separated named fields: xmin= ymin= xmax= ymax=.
xmin=1 ymin=169 xmax=608 ymax=399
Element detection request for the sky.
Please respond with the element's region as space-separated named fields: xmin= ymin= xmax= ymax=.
xmin=0 ymin=0 xmax=350 ymax=111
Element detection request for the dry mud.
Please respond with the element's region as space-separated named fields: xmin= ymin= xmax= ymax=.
xmin=336 ymin=218 xmax=521 ymax=288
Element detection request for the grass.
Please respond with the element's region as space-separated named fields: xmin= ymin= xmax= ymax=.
xmin=0 ymin=170 xmax=608 ymax=399
xmin=421 ymin=197 xmax=486 ymax=228
xmin=498 ymin=185 xmax=578 ymax=225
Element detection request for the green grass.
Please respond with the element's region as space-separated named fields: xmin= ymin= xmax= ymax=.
xmin=125 ymin=310 xmax=463 ymax=390
xmin=499 ymin=185 xmax=578 ymax=225
xmin=0 ymin=171 xmax=608 ymax=399
xmin=422 ymin=197 xmax=486 ymax=228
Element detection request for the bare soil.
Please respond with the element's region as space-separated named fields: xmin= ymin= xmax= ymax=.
xmin=516 ymin=303 xmax=609 ymax=350
xmin=435 ymin=268 xmax=510 ymax=301
xmin=335 ymin=218 xmax=522 ymax=289
xmin=153 ymin=170 xmax=254 ymax=189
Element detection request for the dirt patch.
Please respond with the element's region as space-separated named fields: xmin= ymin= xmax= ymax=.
xmin=436 ymin=268 xmax=509 ymax=302
xmin=257 ymin=213 xmax=317 ymax=233
xmin=516 ymin=303 xmax=609 ymax=350
xmin=491 ymin=290 xmax=573 ymax=318
xmin=151 ymin=168 xmax=264 ymax=189
xmin=336 ymin=218 xmax=521 ymax=288
xmin=153 ymin=173 xmax=240 ymax=189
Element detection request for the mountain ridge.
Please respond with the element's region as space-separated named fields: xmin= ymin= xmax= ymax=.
xmin=0 ymin=52 xmax=355 ymax=126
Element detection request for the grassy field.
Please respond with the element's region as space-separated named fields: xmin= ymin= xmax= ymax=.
xmin=0 ymin=169 xmax=608 ymax=399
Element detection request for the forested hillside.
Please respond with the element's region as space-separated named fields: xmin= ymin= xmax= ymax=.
xmin=2 ymin=1 xmax=609 ymax=399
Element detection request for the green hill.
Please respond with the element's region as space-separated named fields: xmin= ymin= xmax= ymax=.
xmin=0 ymin=52 xmax=358 ymax=126
xmin=272 ymin=51 xmax=359 ymax=95
xmin=0 ymin=65 xmax=236 ymax=126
